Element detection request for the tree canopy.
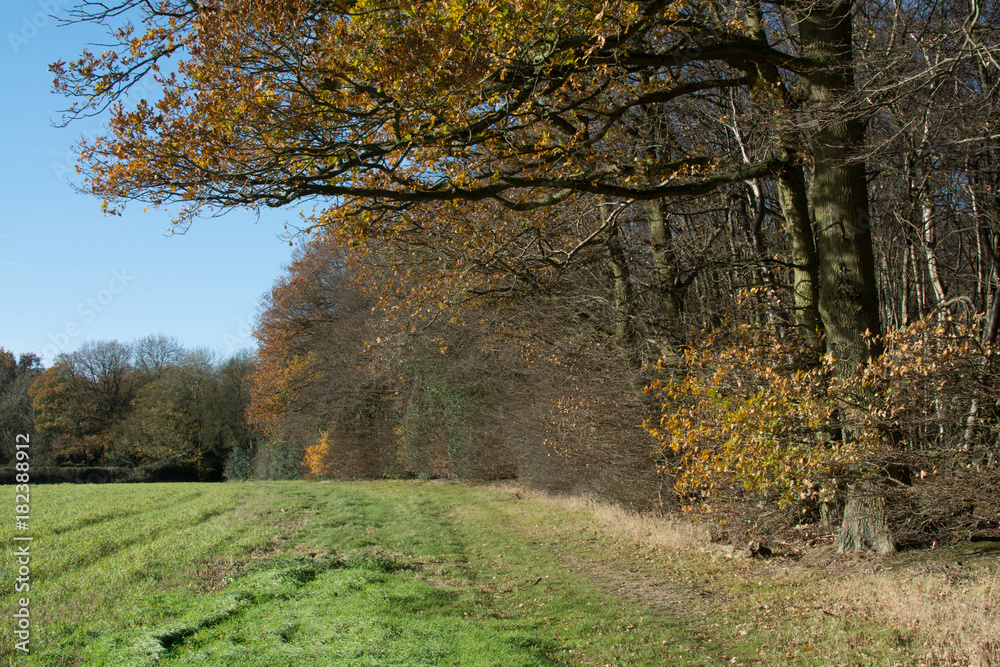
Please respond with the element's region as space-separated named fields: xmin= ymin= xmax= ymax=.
xmin=52 ymin=0 xmax=1000 ymax=550
xmin=54 ymin=0 xmax=798 ymax=216
xmin=54 ymin=0 xmax=910 ymax=373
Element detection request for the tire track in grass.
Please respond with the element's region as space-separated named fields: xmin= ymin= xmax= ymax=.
xmin=311 ymin=483 xmax=710 ymax=666
xmin=9 ymin=485 xmax=294 ymax=665
xmin=110 ymin=557 xmax=345 ymax=666
xmin=46 ymin=507 xmax=146 ymax=535
xmin=115 ymin=484 xmax=560 ymax=667
xmin=0 ymin=486 xmax=222 ymax=598
xmin=154 ymin=553 xmax=558 ymax=667
xmin=39 ymin=487 xmax=239 ymax=578
xmin=104 ymin=488 xmax=284 ymax=588
xmin=37 ymin=485 xmax=211 ymax=537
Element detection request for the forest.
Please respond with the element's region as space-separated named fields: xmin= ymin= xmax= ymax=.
xmin=5 ymin=0 xmax=999 ymax=554
xmin=0 ymin=339 xmax=258 ymax=481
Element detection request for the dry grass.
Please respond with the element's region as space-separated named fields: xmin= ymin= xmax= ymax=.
xmin=835 ymin=560 xmax=1000 ymax=666
xmin=491 ymin=481 xmax=1000 ymax=666
xmin=488 ymin=482 xmax=711 ymax=551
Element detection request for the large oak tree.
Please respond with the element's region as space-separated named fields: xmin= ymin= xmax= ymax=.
xmin=54 ymin=0 xmax=885 ymax=372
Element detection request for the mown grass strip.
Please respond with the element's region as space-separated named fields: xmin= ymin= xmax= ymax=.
xmin=4 ymin=480 xmax=977 ymax=665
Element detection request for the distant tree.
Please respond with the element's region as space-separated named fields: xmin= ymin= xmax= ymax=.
xmin=134 ymin=333 xmax=184 ymax=379
xmin=114 ymin=370 xmax=200 ymax=467
xmin=30 ymin=340 xmax=138 ymax=465
xmin=69 ymin=340 xmax=137 ymax=425
xmin=0 ymin=349 xmax=44 ymax=465
xmin=217 ymin=350 xmax=262 ymax=480
xmin=114 ymin=349 xmax=249 ymax=478
xmin=29 ymin=360 xmax=104 ymax=465
xmin=19 ymin=335 xmax=258 ymax=475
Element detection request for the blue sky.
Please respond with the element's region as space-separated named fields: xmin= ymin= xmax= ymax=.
xmin=0 ymin=0 xmax=300 ymax=365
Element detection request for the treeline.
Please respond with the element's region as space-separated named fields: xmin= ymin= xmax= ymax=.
xmin=247 ymin=234 xmax=666 ymax=507
xmin=52 ymin=0 xmax=1000 ymax=549
xmin=0 ymin=337 xmax=264 ymax=481
xmin=237 ymin=1 xmax=1000 ymax=548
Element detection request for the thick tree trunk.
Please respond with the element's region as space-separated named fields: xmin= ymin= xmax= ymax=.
xmin=837 ymin=481 xmax=894 ymax=553
xmin=798 ymin=1 xmax=888 ymax=552
xmin=799 ymin=2 xmax=883 ymax=377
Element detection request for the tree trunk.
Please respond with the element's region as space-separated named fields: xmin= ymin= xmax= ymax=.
xmin=746 ymin=2 xmax=823 ymax=351
xmin=644 ymin=199 xmax=686 ymax=343
xmin=776 ymin=164 xmax=824 ymax=350
xmin=799 ymin=0 xmax=883 ymax=377
xmin=837 ymin=481 xmax=894 ymax=554
xmin=601 ymin=203 xmax=637 ymax=354
xmin=798 ymin=1 xmax=888 ymax=552
xmin=901 ymin=244 xmax=912 ymax=325
xmin=922 ymin=188 xmax=947 ymax=307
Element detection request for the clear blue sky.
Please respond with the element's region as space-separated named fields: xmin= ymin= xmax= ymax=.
xmin=0 ymin=0 xmax=299 ymax=365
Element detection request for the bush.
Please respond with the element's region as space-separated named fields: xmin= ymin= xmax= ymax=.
xmin=303 ymin=426 xmax=388 ymax=480
xmin=252 ymin=437 xmax=306 ymax=480
xmin=852 ymin=313 xmax=1000 ymax=545
xmin=223 ymin=445 xmax=254 ymax=481
xmin=646 ymin=304 xmax=1000 ymax=545
xmin=646 ymin=317 xmax=848 ymax=519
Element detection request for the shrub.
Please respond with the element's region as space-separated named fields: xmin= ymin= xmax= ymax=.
xmin=851 ymin=313 xmax=1000 ymax=544
xmin=646 ymin=303 xmax=1000 ymax=544
xmin=645 ymin=316 xmax=852 ymax=521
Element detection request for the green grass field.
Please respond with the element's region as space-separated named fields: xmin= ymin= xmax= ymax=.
xmin=2 ymin=481 xmax=997 ymax=665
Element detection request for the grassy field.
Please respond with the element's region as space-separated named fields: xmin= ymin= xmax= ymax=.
xmin=1 ymin=481 xmax=997 ymax=666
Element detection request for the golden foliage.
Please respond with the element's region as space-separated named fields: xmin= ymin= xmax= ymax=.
xmin=648 ymin=300 xmax=1000 ymax=535
xmin=54 ymin=0 xmax=776 ymax=231
xmin=646 ymin=309 xmax=854 ymax=512
xmin=303 ymin=429 xmax=332 ymax=479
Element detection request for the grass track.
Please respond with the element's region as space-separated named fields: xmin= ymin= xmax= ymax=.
xmin=2 ymin=481 xmax=995 ymax=665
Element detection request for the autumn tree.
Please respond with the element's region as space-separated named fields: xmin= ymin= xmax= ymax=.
xmin=114 ymin=365 xmax=202 ymax=467
xmin=248 ymin=228 xmax=649 ymax=491
xmin=52 ymin=0 xmax=884 ymax=366
xmin=53 ymin=0 xmax=1000 ymax=547
xmin=30 ymin=341 xmax=137 ymax=464
xmin=50 ymin=0 xmax=874 ymax=533
xmin=248 ymin=236 xmax=395 ymax=479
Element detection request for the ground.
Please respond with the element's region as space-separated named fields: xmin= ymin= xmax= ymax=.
xmin=0 ymin=480 xmax=997 ymax=665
